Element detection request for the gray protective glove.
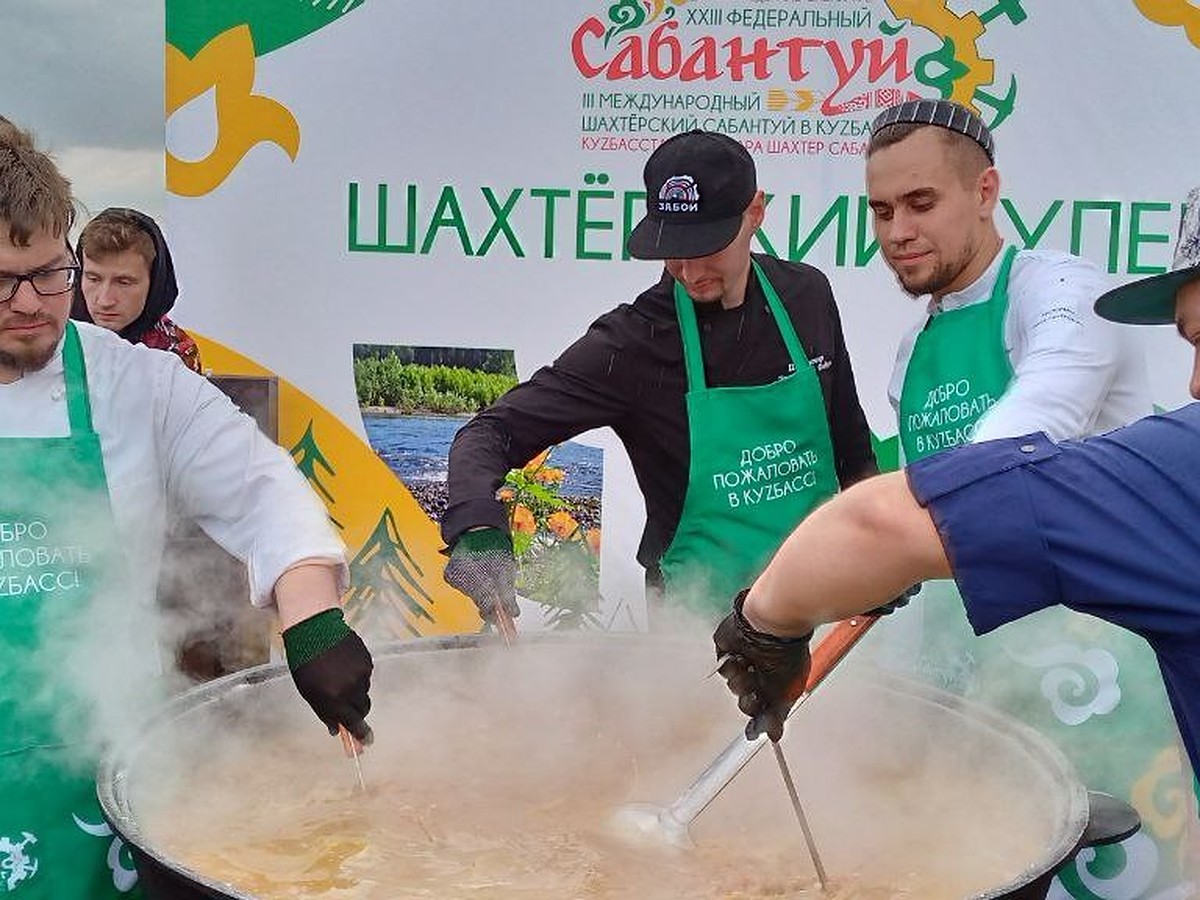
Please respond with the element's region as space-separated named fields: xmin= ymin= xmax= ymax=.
xmin=443 ymin=527 xmax=520 ymax=621
xmin=712 ymin=589 xmax=812 ymax=742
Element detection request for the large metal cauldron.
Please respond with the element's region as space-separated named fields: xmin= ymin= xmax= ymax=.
xmin=98 ymin=633 xmax=1135 ymax=899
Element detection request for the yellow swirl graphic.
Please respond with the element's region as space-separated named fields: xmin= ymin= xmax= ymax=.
xmin=1131 ymin=745 xmax=1190 ymax=841
xmin=166 ymin=25 xmax=301 ymax=197
xmin=647 ymin=0 xmax=688 ymax=22
xmin=1134 ymin=0 xmax=1200 ymax=49
xmin=192 ymin=332 xmax=483 ymax=639
xmin=884 ymin=0 xmax=996 ymax=106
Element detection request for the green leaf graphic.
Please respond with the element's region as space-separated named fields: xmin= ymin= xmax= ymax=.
xmin=167 ymin=0 xmax=367 ymax=59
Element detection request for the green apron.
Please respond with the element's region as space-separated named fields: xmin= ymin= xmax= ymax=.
xmin=898 ymin=245 xmax=1016 ymax=464
xmin=893 ymin=249 xmax=1189 ymax=894
xmin=658 ymin=262 xmax=839 ymax=617
xmin=0 ymin=323 xmax=140 ymax=897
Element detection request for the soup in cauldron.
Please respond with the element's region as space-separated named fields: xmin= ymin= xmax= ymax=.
xmin=105 ymin=634 xmax=1086 ymax=899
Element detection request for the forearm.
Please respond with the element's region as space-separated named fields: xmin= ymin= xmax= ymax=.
xmin=274 ymin=559 xmax=344 ymax=630
xmin=162 ymin=372 xmax=347 ymax=602
xmin=742 ymin=472 xmax=951 ymax=637
xmin=444 ymin=362 xmax=626 ymax=543
xmin=442 ymin=413 xmax=527 ymax=545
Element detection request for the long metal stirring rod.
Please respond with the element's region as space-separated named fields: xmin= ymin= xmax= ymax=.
xmin=339 ymin=725 xmax=367 ymax=793
xmin=770 ymin=740 xmax=829 ymax=892
xmin=493 ymin=601 xmax=518 ymax=647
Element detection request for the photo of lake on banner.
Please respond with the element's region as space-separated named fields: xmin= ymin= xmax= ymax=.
xmin=362 ymin=413 xmax=603 ymax=527
xmin=354 ymin=344 xmax=603 ymax=531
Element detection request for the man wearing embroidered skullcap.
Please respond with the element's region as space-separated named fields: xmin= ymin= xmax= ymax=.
xmin=868 ymin=97 xmax=1149 ymax=457
xmin=442 ymin=129 xmax=886 ymax=626
xmin=859 ymin=97 xmax=1160 ymax=698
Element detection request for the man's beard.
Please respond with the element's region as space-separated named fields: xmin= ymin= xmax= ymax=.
xmin=898 ymin=258 xmax=961 ymax=298
xmin=0 ymin=345 xmax=55 ymax=374
xmin=0 ymin=324 xmax=60 ymax=375
xmin=894 ymin=244 xmax=978 ymax=298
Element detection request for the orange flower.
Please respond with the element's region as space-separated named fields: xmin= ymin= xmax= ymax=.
xmin=585 ymin=528 xmax=601 ymax=554
xmin=546 ymin=511 xmax=579 ymax=540
xmin=534 ymin=466 xmax=565 ymax=485
xmin=511 ymin=504 xmax=536 ymax=535
xmin=497 ymin=487 xmax=515 ymax=502
xmin=523 ymin=449 xmax=552 ymax=472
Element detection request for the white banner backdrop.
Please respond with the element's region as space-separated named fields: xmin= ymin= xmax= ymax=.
xmin=165 ymin=0 xmax=1198 ymax=419
xmin=163 ymin=2 xmax=1200 ymax=892
xmin=164 ymin=0 xmax=1200 ymax=628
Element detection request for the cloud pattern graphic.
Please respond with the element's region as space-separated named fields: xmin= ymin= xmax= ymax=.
xmin=1006 ymin=642 xmax=1121 ymax=726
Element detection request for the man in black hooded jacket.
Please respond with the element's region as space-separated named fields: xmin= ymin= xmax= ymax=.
xmin=73 ymin=207 xmax=202 ymax=372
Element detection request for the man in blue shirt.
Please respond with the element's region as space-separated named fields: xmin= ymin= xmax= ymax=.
xmin=713 ymin=189 xmax=1200 ymax=782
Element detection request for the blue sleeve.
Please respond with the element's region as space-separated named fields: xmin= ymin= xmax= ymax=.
xmin=908 ymin=404 xmax=1200 ymax=642
xmin=905 ymin=434 xmax=1062 ymax=634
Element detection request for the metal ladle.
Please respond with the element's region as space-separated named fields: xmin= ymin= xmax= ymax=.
xmin=609 ymin=613 xmax=881 ymax=849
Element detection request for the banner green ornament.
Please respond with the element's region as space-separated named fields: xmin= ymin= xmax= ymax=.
xmin=167 ymin=0 xmax=367 ymax=59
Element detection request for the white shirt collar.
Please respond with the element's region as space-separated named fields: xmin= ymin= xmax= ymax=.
xmin=0 ymin=333 xmax=69 ymax=437
xmin=927 ymin=245 xmax=1008 ymax=315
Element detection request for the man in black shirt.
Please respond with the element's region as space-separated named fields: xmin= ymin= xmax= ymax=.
xmin=443 ymin=130 xmax=876 ymax=625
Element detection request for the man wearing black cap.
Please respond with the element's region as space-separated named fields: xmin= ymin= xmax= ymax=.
xmin=868 ymin=98 xmax=1148 ymax=461
xmin=442 ymin=129 xmax=877 ymax=624
xmin=712 ymin=188 xmax=1200 ymax=805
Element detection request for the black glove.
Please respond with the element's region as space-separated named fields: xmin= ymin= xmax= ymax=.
xmin=712 ymin=590 xmax=813 ymax=743
xmin=283 ymin=608 xmax=374 ymax=744
xmin=867 ymin=582 xmax=922 ymax=617
xmin=443 ymin=527 xmax=519 ymax=621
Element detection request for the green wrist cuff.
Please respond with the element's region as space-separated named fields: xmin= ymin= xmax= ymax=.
xmin=457 ymin=528 xmax=511 ymax=554
xmin=283 ymin=608 xmax=352 ymax=670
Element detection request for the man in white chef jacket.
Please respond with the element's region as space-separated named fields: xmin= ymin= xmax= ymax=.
xmin=0 ymin=119 xmax=373 ymax=898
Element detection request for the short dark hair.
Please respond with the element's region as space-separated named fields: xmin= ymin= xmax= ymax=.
xmin=79 ymin=209 xmax=158 ymax=270
xmin=0 ymin=119 xmax=75 ymax=246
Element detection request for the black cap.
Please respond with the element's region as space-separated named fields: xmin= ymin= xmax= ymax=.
xmin=870 ymin=98 xmax=995 ymax=164
xmin=627 ymin=130 xmax=756 ymax=260
xmin=1095 ymin=188 xmax=1200 ymax=325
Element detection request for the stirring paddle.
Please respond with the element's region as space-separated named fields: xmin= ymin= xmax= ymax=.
xmin=610 ymin=613 xmax=881 ymax=851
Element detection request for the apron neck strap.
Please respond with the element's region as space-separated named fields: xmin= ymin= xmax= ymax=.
xmin=925 ymin=244 xmax=1018 ymax=325
xmin=673 ymin=260 xmax=808 ymax=392
xmin=990 ymin=244 xmax=1018 ymax=305
xmin=61 ymin=322 xmax=95 ymax=435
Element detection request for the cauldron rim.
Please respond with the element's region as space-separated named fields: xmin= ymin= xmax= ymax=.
xmin=97 ymin=631 xmax=1091 ymax=900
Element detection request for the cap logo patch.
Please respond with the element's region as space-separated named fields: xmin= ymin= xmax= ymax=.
xmin=656 ymin=174 xmax=700 ymax=213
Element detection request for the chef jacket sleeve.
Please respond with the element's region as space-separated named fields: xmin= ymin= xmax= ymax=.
xmin=154 ymin=362 xmax=348 ymax=606
xmin=972 ymin=256 xmax=1136 ymax=443
xmin=441 ymin=323 xmax=632 ymax=547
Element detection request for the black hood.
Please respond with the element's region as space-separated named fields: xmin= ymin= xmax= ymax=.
xmin=72 ymin=207 xmax=179 ymax=343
